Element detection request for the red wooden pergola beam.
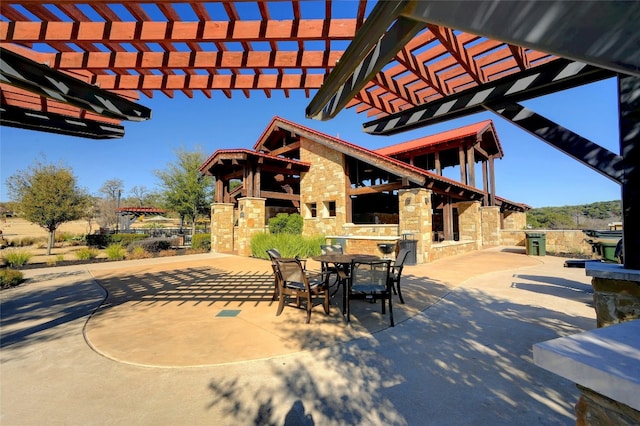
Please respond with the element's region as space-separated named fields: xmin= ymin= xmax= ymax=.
xmin=29 ymin=50 xmax=344 ymax=70
xmin=0 ymin=20 xmax=358 ymax=43
xmin=92 ymin=73 xmax=326 ymax=91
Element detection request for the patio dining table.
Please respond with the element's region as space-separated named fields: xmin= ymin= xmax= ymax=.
xmin=312 ymin=253 xmax=380 ymax=312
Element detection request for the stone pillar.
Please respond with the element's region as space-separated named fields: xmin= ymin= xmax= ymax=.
xmin=587 ymin=265 xmax=640 ymax=328
xmin=236 ymin=197 xmax=266 ymax=257
xmin=457 ymin=201 xmax=481 ymax=249
xmin=399 ymin=188 xmax=432 ymax=264
xmin=211 ymin=203 xmax=234 ymax=253
xmin=481 ymin=206 xmax=501 ymax=247
xmin=503 ymin=211 xmax=526 ymax=230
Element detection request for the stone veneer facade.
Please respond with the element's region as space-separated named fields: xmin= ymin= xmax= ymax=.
xmin=481 ymin=206 xmax=501 ymax=246
xmin=398 ymin=188 xmax=432 ymax=264
xmin=235 ymin=197 xmax=266 ymax=257
xmin=210 ymin=203 xmax=234 ymax=253
xmin=299 ymin=138 xmax=347 ymax=237
xmin=578 ymin=265 xmax=640 ymax=425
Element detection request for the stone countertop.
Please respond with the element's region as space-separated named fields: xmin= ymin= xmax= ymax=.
xmin=533 ymin=319 xmax=640 ymax=411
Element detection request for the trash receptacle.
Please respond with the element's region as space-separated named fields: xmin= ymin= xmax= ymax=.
xmin=398 ymin=234 xmax=417 ymax=265
xmin=525 ymin=232 xmax=546 ymax=256
xmin=598 ymin=239 xmax=619 ymax=262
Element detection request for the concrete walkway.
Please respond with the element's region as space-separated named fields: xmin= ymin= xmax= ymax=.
xmin=1 ymin=247 xmax=596 ymax=425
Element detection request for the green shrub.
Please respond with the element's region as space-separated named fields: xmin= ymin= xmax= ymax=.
xmin=86 ymin=234 xmax=110 ymax=248
xmin=191 ymin=233 xmax=211 ymax=251
xmin=251 ymin=232 xmax=325 ymax=260
xmin=268 ymin=213 xmax=303 ymax=235
xmin=75 ymin=247 xmax=99 ymax=260
xmin=105 ymin=243 xmax=127 ymax=261
xmin=0 ymin=268 xmax=24 ymax=288
xmin=111 ymin=233 xmax=148 ymax=247
xmin=2 ymin=249 xmax=33 ymax=267
xmin=129 ymin=237 xmax=171 ymax=253
xmin=127 ymin=246 xmax=152 ymax=259
xmin=86 ymin=233 xmax=147 ymax=248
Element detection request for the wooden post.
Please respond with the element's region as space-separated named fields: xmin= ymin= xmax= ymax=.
xmin=482 ymin=160 xmax=489 ymax=206
xmin=443 ymin=195 xmax=454 ymax=241
xmin=458 ymin=146 xmax=467 ymax=184
xmin=467 ymin=143 xmax=476 ymax=187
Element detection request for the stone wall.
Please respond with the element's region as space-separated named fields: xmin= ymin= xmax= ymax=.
xmin=500 ymin=229 xmax=593 ymax=255
xmin=591 ymin=276 xmax=640 ymax=328
xmin=431 ymin=241 xmax=478 ymax=261
xmin=481 ymin=206 xmax=501 ymax=247
xmin=210 ymin=203 xmax=234 ymax=253
xmin=575 ymin=385 xmax=640 ymax=426
xmin=503 ymin=211 xmax=526 ymax=230
xmin=458 ymin=201 xmax=481 ymax=249
xmin=299 ymin=138 xmax=347 ymax=237
xmin=398 ymin=189 xmax=432 ymax=263
xmin=235 ymin=197 xmax=266 ymax=257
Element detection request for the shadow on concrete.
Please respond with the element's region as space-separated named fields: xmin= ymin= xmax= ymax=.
xmin=205 ymin=285 xmax=594 ymax=425
xmin=96 ymin=266 xmax=277 ymax=309
xmin=511 ymin=274 xmax=594 ymax=307
xmin=1 ymin=275 xmax=105 ymax=350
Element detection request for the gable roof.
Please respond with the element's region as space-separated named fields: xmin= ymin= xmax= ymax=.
xmin=200 ymin=148 xmax=310 ymax=175
xmin=375 ymin=120 xmax=503 ymax=159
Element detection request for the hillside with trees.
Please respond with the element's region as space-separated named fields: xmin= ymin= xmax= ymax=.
xmin=526 ymin=200 xmax=621 ymax=230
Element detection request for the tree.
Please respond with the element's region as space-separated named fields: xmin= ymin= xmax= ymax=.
xmin=128 ymin=185 xmax=149 ymax=207
xmin=96 ymin=178 xmax=124 ymax=229
xmin=155 ymin=147 xmax=214 ymax=235
xmin=6 ymin=160 xmax=90 ymax=255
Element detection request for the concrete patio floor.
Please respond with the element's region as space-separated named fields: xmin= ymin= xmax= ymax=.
xmin=1 ymin=247 xmax=596 ymax=425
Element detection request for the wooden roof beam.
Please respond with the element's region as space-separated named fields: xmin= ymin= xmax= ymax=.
xmin=0 ymin=20 xmax=359 ymax=44
xmin=87 ymin=73 xmax=326 ymax=91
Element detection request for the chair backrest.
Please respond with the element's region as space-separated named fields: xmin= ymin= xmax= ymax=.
xmin=274 ymin=257 xmax=308 ymax=290
xmin=394 ymin=248 xmax=410 ymax=268
xmin=266 ymin=248 xmax=282 ymax=260
xmin=351 ymin=259 xmax=391 ymax=288
xmin=320 ymin=244 xmax=343 ymax=255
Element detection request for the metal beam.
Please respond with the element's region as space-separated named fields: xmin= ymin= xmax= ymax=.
xmin=305 ymin=0 xmax=422 ymax=120
xmin=363 ymin=58 xmax=614 ymax=135
xmin=0 ymin=104 xmax=125 ymax=139
xmin=405 ymin=1 xmax=640 ymax=78
xmin=0 ymin=47 xmax=151 ymax=122
xmin=484 ymin=101 xmax=623 ymax=184
xmin=619 ymin=74 xmax=640 ymax=270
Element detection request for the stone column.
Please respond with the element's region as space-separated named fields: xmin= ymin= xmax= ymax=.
xmin=458 ymin=201 xmax=481 ymax=249
xmin=399 ymin=188 xmax=432 ymax=264
xmin=211 ymin=203 xmax=235 ymax=253
xmin=481 ymin=206 xmax=501 ymax=247
xmin=236 ymin=197 xmax=266 ymax=257
xmin=588 ymin=266 xmax=640 ymax=328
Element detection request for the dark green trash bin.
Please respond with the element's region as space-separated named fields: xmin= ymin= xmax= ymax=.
xmin=525 ymin=232 xmax=546 ymax=256
xmin=598 ymin=240 xmax=619 ymax=262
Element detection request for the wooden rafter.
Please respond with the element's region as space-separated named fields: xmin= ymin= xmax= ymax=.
xmin=1 ymin=0 xmax=556 ymax=124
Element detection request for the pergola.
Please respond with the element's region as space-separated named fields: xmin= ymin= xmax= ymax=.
xmin=1 ymin=1 xmax=638 ymax=268
xmin=1 ymin=0 xmax=555 ymax=138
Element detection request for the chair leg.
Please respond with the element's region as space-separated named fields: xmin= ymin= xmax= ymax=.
xmin=276 ymin=292 xmax=286 ymax=316
xmin=305 ymin=293 xmax=312 ymax=324
xmin=396 ymin=280 xmax=405 ymax=304
xmin=323 ymin=289 xmax=330 ymax=315
xmin=272 ymin=278 xmax=279 ymax=301
xmin=388 ymin=293 xmax=394 ymax=327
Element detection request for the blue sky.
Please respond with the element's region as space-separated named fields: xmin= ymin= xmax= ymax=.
xmin=0 ymin=77 xmax=620 ymax=208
